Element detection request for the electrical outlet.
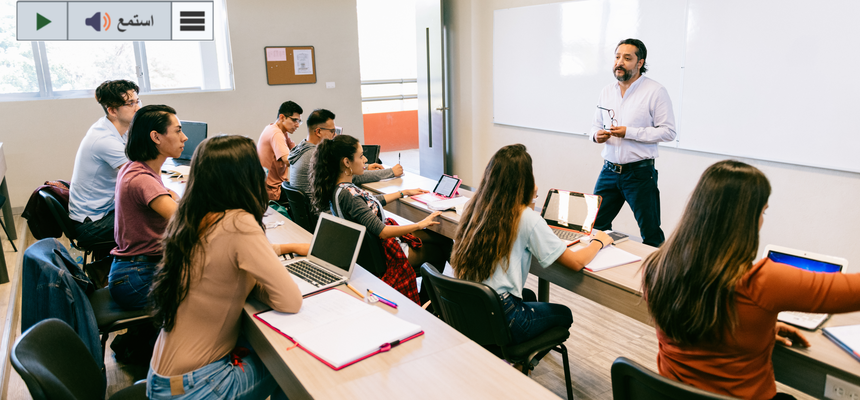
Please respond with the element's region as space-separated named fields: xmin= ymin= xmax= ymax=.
xmin=825 ymin=375 xmax=860 ymax=400
xmin=326 ymin=81 xmax=335 ymax=89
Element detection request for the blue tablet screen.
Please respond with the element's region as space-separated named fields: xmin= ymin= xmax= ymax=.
xmin=767 ymin=251 xmax=842 ymax=273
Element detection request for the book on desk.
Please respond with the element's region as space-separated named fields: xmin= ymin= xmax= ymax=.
xmin=823 ymin=324 xmax=860 ymax=363
xmin=254 ymin=288 xmax=423 ymax=370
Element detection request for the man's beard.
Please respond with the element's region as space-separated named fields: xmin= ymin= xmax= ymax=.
xmin=614 ymin=67 xmax=633 ymax=82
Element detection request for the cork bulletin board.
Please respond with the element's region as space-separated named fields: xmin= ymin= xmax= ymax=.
xmin=265 ymin=46 xmax=316 ymax=85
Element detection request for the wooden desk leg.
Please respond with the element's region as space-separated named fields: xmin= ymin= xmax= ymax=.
xmin=538 ymin=278 xmax=550 ymax=302
xmin=1 ymin=178 xmax=15 ymax=241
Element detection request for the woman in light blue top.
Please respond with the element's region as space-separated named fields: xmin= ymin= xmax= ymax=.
xmin=451 ymin=144 xmax=613 ymax=345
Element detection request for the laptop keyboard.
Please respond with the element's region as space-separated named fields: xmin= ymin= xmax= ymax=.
xmin=778 ymin=311 xmax=828 ymax=330
xmin=552 ymin=228 xmax=585 ymax=241
xmin=286 ymin=260 xmax=342 ymax=287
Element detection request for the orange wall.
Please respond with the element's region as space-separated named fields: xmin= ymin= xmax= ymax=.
xmin=363 ymin=110 xmax=419 ymax=151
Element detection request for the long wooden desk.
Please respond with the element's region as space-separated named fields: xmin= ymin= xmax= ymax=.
xmin=362 ymin=171 xmax=860 ymax=399
xmin=241 ymin=208 xmax=559 ymax=399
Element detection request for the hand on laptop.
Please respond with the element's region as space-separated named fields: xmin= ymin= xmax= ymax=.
xmin=367 ymin=163 xmax=385 ymax=171
xmin=774 ymin=322 xmax=810 ymax=347
xmin=392 ymin=164 xmax=404 ymax=176
xmin=419 ymin=211 xmax=443 ymax=229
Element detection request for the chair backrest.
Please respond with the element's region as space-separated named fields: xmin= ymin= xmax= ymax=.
xmin=37 ymin=190 xmax=78 ymax=244
xmin=419 ymin=263 xmax=511 ymax=347
xmin=11 ymin=318 xmax=107 ymax=400
xmin=610 ymin=357 xmax=740 ymax=400
xmin=281 ymin=182 xmax=317 ymax=233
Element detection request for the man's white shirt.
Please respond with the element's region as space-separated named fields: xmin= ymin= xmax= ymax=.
xmin=589 ymin=75 xmax=676 ymax=164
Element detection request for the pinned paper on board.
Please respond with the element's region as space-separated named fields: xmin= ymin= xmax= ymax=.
xmin=294 ymin=49 xmax=313 ymax=75
xmin=266 ymin=47 xmax=286 ymax=62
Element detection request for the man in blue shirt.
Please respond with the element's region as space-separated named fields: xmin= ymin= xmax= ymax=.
xmin=68 ymin=79 xmax=141 ymax=249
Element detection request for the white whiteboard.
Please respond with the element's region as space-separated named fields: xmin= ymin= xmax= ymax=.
xmin=493 ymin=0 xmax=860 ymax=172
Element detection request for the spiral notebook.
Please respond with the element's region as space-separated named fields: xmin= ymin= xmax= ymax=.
xmin=254 ymin=288 xmax=423 ymax=370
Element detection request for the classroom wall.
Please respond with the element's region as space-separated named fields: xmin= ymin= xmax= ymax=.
xmin=0 ymin=0 xmax=364 ymax=209
xmin=448 ymin=0 xmax=860 ymax=269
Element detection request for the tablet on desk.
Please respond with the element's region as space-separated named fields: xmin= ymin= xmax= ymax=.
xmin=412 ymin=174 xmax=461 ymax=205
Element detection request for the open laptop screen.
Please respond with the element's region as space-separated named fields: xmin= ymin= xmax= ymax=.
xmin=767 ymin=251 xmax=843 ymax=273
xmin=309 ymin=216 xmax=364 ymax=272
xmin=541 ymin=190 xmax=600 ymax=232
xmin=177 ymin=121 xmax=208 ymax=161
xmin=362 ymin=144 xmax=380 ymax=164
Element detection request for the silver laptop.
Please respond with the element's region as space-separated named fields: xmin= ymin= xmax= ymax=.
xmin=282 ymin=213 xmax=366 ymax=296
xmin=764 ymin=245 xmax=849 ymax=330
xmin=540 ymin=189 xmax=602 ymax=246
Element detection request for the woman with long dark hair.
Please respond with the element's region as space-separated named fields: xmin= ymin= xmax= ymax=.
xmin=643 ymin=160 xmax=860 ymax=400
xmin=109 ymin=104 xmax=186 ymax=310
xmin=451 ymin=144 xmax=612 ymax=345
xmin=309 ymin=135 xmax=448 ymax=303
xmin=147 ymin=135 xmax=306 ymax=400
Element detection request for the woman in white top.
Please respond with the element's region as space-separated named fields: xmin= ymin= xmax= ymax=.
xmin=451 ymin=144 xmax=613 ymax=345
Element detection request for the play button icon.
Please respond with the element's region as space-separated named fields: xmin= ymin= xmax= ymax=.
xmin=17 ymin=2 xmax=67 ymax=40
xmin=36 ymin=13 xmax=51 ymax=31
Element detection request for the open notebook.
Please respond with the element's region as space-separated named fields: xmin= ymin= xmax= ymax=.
xmin=254 ymin=289 xmax=423 ymax=370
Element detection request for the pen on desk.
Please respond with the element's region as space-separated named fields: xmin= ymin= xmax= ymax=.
xmin=368 ymin=289 xmax=398 ymax=309
xmin=346 ymin=283 xmax=364 ymax=298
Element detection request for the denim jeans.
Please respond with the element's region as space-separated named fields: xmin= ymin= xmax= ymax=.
xmin=147 ymin=341 xmax=286 ymax=400
xmin=501 ymin=289 xmax=573 ymax=345
xmin=72 ymin=210 xmax=117 ymax=249
xmin=108 ymin=259 xmax=157 ymax=311
xmin=593 ymin=163 xmax=665 ymax=247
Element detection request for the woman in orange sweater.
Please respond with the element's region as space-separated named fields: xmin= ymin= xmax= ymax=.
xmin=643 ymin=160 xmax=860 ymax=400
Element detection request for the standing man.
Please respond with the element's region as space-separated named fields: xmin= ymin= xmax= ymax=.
xmin=590 ymin=38 xmax=676 ymax=247
xmin=69 ymin=79 xmax=141 ymax=249
xmin=288 ymin=108 xmax=401 ymax=196
xmin=258 ymin=100 xmax=303 ymax=201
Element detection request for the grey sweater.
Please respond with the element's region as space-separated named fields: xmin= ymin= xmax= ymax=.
xmin=287 ymin=139 xmax=396 ymax=195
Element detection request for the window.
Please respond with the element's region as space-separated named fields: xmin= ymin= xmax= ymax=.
xmin=0 ymin=0 xmax=233 ymax=101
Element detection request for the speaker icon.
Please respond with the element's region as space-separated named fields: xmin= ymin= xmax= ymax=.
xmin=84 ymin=11 xmax=110 ymax=32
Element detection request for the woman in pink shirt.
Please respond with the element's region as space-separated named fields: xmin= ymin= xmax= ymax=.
xmin=643 ymin=160 xmax=860 ymax=400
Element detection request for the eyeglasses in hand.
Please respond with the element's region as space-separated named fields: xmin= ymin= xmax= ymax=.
xmin=596 ymin=105 xmax=618 ymax=129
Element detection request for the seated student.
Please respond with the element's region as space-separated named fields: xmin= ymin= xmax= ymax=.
xmin=451 ymin=144 xmax=612 ymax=346
xmin=309 ymin=135 xmax=450 ymax=303
xmin=69 ymin=79 xmax=141 ymax=249
xmin=289 ymin=108 xmax=403 ymax=196
xmin=258 ymin=100 xmax=303 ymax=202
xmin=642 ymin=160 xmax=860 ymax=400
xmin=109 ymin=105 xmax=185 ymax=311
xmin=148 ymin=135 xmax=307 ymax=400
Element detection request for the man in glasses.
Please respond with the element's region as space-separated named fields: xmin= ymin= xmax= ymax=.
xmin=69 ymin=79 xmax=141 ymax=250
xmin=589 ymin=38 xmax=676 ymax=247
xmin=257 ymin=100 xmax=303 ymax=202
xmin=288 ymin=108 xmax=402 ymax=196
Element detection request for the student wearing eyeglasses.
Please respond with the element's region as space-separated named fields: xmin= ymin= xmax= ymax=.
xmin=288 ymin=108 xmax=402 ymax=197
xmin=257 ymin=100 xmax=303 ymax=201
xmin=69 ymin=79 xmax=142 ymax=252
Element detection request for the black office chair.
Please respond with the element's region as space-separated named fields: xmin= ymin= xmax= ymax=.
xmin=281 ymin=182 xmax=317 ymax=233
xmin=420 ymin=263 xmax=574 ymax=400
xmin=37 ymin=189 xmax=114 ymax=269
xmin=11 ymin=318 xmax=147 ymax=400
xmin=0 ymin=193 xmax=16 ymax=251
xmin=88 ymin=287 xmax=154 ymax=364
xmin=610 ymin=357 xmax=739 ymax=400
